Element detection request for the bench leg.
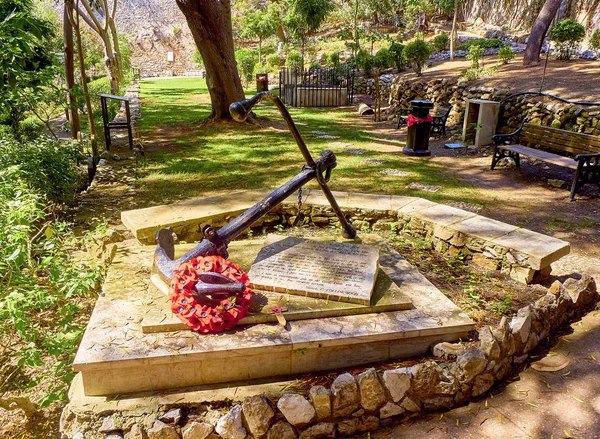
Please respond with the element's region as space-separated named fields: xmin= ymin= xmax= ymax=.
xmin=570 ymin=155 xmax=600 ymax=201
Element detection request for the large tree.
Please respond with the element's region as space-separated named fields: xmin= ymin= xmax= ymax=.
xmin=176 ymin=0 xmax=245 ymax=119
xmin=523 ymin=0 xmax=562 ymax=66
xmin=286 ymin=0 xmax=334 ymax=65
xmin=73 ymin=0 xmax=123 ymax=94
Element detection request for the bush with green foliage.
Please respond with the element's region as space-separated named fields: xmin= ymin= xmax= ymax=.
xmin=309 ymin=62 xmax=322 ymax=71
xmin=266 ymin=53 xmax=282 ymax=72
xmin=403 ymin=39 xmax=431 ymax=76
xmin=326 ymin=50 xmax=341 ymax=69
xmin=548 ymin=18 xmax=586 ymax=60
xmin=285 ymin=50 xmax=303 ymax=70
xmin=192 ymin=49 xmax=204 ymax=69
xmin=457 ymin=38 xmax=503 ymax=51
xmin=590 ymin=29 xmax=600 ymax=52
xmin=467 ymin=44 xmax=484 ymax=69
xmin=236 ymin=48 xmax=258 ymax=85
xmin=18 ymin=116 xmax=45 ymax=140
xmin=433 ymin=33 xmax=450 ymax=51
xmin=0 ymin=167 xmax=103 ymax=407
xmin=0 ymin=136 xmax=85 ymax=205
xmin=461 ymin=66 xmax=499 ymax=81
xmin=498 ymin=45 xmax=515 ymax=64
xmin=374 ymin=47 xmax=394 ymax=69
xmin=389 ymin=41 xmax=405 ymax=70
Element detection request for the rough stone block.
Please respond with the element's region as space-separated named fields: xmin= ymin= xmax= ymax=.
xmin=309 ymin=386 xmax=331 ymax=421
xmin=357 ymin=368 xmax=387 ymax=412
xmin=331 ymin=373 xmax=359 ymax=418
xmin=277 ymin=394 xmax=316 ymax=427
xmin=242 ymin=394 xmax=275 ymax=437
xmin=382 ymin=368 xmax=412 ymax=403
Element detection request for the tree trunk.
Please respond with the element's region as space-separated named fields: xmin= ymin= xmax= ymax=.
xmin=73 ymin=7 xmax=99 ymax=158
xmin=176 ymin=0 xmax=245 ymax=119
xmin=523 ymin=0 xmax=562 ymax=66
xmin=64 ymin=2 xmax=80 ymax=140
xmin=276 ymin=24 xmax=286 ymax=43
xmin=450 ymin=3 xmax=458 ymax=61
xmin=108 ymin=18 xmax=124 ymax=82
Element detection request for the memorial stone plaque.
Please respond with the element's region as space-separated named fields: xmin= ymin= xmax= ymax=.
xmin=248 ymin=236 xmax=380 ymax=305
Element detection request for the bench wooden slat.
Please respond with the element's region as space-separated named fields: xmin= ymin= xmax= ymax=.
xmin=520 ymin=135 xmax=597 ymax=156
xmin=498 ymin=144 xmax=579 ymax=170
xmin=521 ymin=124 xmax=600 ymax=153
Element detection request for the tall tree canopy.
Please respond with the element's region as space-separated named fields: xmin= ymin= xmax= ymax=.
xmin=285 ymin=0 xmax=334 ymax=62
xmin=177 ymin=0 xmax=245 ymax=119
xmin=0 ymin=0 xmax=57 ymax=132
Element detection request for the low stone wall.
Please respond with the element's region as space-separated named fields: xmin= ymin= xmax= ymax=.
xmin=500 ymin=97 xmax=600 ymax=135
xmin=387 ymin=77 xmax=600 ymax=134
xmin=121 ymin=190 xmax=569 ymax=285
xmin=353 ymin=74 xmax=395 ymax=101
xmin=387 ymin=77 xmax=510 ymax=127
xmin=60 ymin=275 xmax=598 ymax=439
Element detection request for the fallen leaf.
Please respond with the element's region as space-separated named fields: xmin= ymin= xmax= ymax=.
xmin=527 ymin=402 xmax=539 ymax=408
xmin=573 ymin=397 xmax=584 ymax=403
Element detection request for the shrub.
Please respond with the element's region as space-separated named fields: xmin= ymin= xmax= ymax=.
xmin=403 ymin=39 xmax=432 ymax=76
xmin=18 ymin=116 xmax=45 ymax=140
xmin=433 ymin=33 xmax=450 ymax=51
xmin=235 ymin=48 xmax=258 ymax=85
xmin=309 ymin=62 xmax=322 ymax=71
xmin=467 ymin=44 xmax=484 ymax=69
xmin=0 ymin=136 xmax=85 ymax=204
xmin=355 ymin=48 xmax=372 ymax=74
xmin=590 ymin=29 xmax=600 ymax=51
xmin=192 ymin=49 xmax=204 ymax=69
xmin=461 ymin=66 xmax=499 ymax=81
xmin=285 ymin=50 xmax=303 ymax=70
xmin=266 ymin=53 xmax=281 ymax=72
xmin=326 ymin=50 xmax=340 ymax=69
xmin=457 ymin=38 xmax=503 ymax=51
xmin=0 ymin=167 xmax=103 ymax=407
xmin=389 ymin=41 xmax=405 ymax=69
xmin=498 ymin=45 xmax=515 ymax=64
xmin=374 ymin=47 xmax=394 ymax=69
xmin=548 ymin=19 xmax=585 ymax=60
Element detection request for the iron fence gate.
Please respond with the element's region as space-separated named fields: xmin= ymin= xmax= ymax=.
xmin=279 ymin=67 xmax=355 ymax=108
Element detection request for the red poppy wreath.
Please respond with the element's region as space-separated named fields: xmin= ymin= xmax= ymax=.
xmin=168 ymin=255 xmax=253 ymax=333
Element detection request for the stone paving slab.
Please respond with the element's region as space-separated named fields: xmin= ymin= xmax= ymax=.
xmin=450 ymin=215 xmax=519 ymax=240
xmin=120 ymin=188 xmax=272 ymax=243
xmin=491 ymin=227 xmax=571 ymax=270
xmin=411 ymin=204 xmax=478 ymax=227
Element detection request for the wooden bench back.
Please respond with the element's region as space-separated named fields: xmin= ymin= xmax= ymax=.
xmin=521 ymin=123 xmax=600 ymax=156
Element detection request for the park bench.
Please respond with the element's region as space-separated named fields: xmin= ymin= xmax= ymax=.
xmin=491 ymin=119 xmax=600 ymax=200
xmin=396 ymin=106 xmax=452 ymax=138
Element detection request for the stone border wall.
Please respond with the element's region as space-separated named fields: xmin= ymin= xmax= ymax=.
xmin=386 ymin=77 xmax=600 ymax=135
xmin=60 ymin=275 xmax=598 ymax=439
xmin=143 ymin=193 xmax=568 ymax=285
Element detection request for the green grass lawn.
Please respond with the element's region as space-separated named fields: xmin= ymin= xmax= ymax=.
xmin=137 ymin=77 xmax=485 ymax=207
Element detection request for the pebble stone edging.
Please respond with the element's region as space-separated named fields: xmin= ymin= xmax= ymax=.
xmin=61 ymin=275 xmax=598 ymax=439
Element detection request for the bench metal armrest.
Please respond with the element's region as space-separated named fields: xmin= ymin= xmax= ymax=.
xmin=574 ymin=152 xmax=600 ymax=161
xmin=492 ymin=117 xmax=527 ymax=146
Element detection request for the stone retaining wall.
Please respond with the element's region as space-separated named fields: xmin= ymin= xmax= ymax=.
xmin=387 ymin=77 xmax=600 ymax=135
xmin=60 ymin=275 xmax=598 ymax=439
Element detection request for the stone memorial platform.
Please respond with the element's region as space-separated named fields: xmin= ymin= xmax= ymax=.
xmin=73 ymin=235 xmax=474 ymax=396
xmin=145 ymin=236 xmax=410 ymax=332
